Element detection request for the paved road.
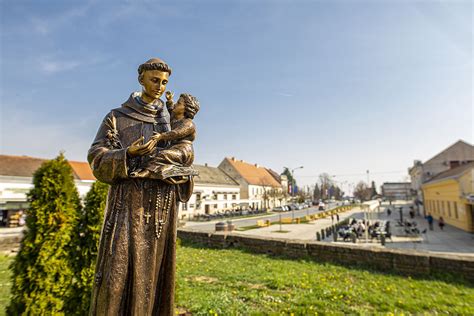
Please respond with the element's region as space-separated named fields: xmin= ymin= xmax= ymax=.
xmin=184 ymin=203 xmax=339 ymax=231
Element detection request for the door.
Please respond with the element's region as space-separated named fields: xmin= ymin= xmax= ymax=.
xmin=469 ymin=204 xmax=474 ymax=232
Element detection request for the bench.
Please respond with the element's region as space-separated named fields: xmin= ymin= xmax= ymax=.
xmin=257 ymin=220 xmax=271 ymax=227
xmin=281 ymin=218 xmax=293 ymax=224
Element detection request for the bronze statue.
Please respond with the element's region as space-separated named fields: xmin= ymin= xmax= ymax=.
xmin=87 ymin=58 xmax=197 ymax=315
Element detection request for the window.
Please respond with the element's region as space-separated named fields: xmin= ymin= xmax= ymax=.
xmin=437 ymin=201 xmax=440 ymax=214
xmin=447 ymin=201 xmax=451 ymax=217
xmin=454 ymin=202 xmax=458 ymax=219
xmin=213 ymin=204 xmax=218 ymax=209
xmin=213 ymin=193 xmax=218 ymax=200
xmin=224 ymin=194 xmax=228 ymax=200
xmin=189 ymin=204 xmax=195 ymax=209
xmin=182 ymin=203 xmax=188 ymax=211
xmin=224 ymin=203 xmax=227 ymax=208
xmin=232 ymin=194 xmax=236 ymax=200
xmin=441 ymin=201 xmax=445 ymax=215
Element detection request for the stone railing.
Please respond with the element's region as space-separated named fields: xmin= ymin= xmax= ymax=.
xmin=177 ymin=228 xmax=474 ymax=282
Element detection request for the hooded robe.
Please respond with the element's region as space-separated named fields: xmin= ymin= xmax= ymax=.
xmin=88 ymin=92 xmax=193 ymax=315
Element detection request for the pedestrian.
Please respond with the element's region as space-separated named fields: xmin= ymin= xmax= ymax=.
xmin=409 ymin=207 xmax=415 ymax=219
xmin=336 ymin=214 xmax=340 ymax=222
xmin=331 ymin=214 xmax=334 ymax=222
xmin=426 ymin=213 xmax=434 ymax=231
xmin=387 ymin=207 xmax=392 ymax=217
xmin=438 ymin=216 xmax=445 ymax=230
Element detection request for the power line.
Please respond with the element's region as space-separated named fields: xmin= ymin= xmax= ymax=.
xmin=297 ymin=170 xmax=407 ymax=178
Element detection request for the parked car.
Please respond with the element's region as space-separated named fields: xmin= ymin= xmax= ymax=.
xmin=272 ymin=206 xmax=284 ymax=212
xmin=318 ymin=202 xmax=326 ymax=210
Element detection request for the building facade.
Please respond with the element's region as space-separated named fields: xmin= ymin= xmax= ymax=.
xmin=381 ymin=182 xmax=412 ymax=200
xmin=422 ymin=162 xmax=474 ymax=232
xmin=0 ymin=155 xmax=95 ymax=227
xmin=218 ymin=157 xmax=283 ymax=210
xmin=177 ymin=164 xmax=241 ymax=219
xmin=409 ymin=140 xmax=474 ymax=204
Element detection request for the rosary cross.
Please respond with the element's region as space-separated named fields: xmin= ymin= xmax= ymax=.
xmin=144 ymin=212 xmax=152 ymax=224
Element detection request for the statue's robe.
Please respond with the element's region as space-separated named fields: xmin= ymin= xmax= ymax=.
xmin=88 ymin=93 xmax=192 ymax=315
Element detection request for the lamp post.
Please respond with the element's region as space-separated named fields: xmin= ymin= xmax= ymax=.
xmin=285 ymin=166 xmax=304 ymax=220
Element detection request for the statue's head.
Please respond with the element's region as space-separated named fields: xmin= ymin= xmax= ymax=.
xmin=176 ymin=93 xmax=200 ymax=119
xmin=137 ymin=58 xmax=172 ymax=102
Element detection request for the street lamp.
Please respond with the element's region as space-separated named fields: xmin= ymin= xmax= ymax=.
xmin=284 ymin=165 xmax=304 ymax=220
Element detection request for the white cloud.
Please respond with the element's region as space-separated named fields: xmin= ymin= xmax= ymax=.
xmin=30 ymin=1 xmax=94 ymax=35
xmin=277 ymin=92 xmax=293 ymax=97
xmin=40 ymin=60 xmax=82 ymax=74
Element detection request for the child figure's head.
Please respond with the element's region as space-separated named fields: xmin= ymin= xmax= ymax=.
xmin=173 ymin=93 xmax=200 ymax=120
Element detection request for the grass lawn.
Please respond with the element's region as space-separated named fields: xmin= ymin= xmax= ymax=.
xmin=0 ymin=255 xmax=13 ymax=316
xmin=2 ymin=244 xmax=473 ymax=315
xmin=176 ymin=243 xmax=473 ymax=315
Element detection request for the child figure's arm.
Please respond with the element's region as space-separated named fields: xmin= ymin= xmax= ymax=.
xmin=165 ymin=91 xmax=175 ymax=112
xmin=153 ymin=120 xmax=195 ymax=143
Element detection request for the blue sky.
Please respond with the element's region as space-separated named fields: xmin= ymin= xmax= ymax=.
xmin=1 ymin=0 xmax=472 ymax=193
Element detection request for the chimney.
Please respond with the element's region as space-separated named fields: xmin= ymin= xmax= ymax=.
xmin=205 ymin=163 xmax=208 ymax=167
xmin=254 ymin=163 xmax=259 ymax=168
xmin=231 ymin=157 xmax=235 ymax=161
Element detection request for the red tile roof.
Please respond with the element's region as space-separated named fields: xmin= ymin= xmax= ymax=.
xmin=0 ymin=155 xmax=95 ymax=181
xmin=69 ymin=161 xmax=96 ymax=181
xmin=224 ymin=157 xmax=280 ymax=187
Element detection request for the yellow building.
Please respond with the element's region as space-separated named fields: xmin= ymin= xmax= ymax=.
xmin=422 ymin=162 xmax=474 ymax=232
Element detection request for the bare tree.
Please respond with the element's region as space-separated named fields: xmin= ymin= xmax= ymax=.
xmin=318 ymin=173 xmax=333 ymax=200
xmin=353 ymin=181 xmax=371 ymax=201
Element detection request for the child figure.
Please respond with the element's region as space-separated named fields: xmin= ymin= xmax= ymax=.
xmin=131 ymin=92 xmax=199 ymax=180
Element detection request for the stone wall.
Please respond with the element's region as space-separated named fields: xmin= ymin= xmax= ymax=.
xmin=0 ymin=235 xmax=22 ymax=252
xmin=177 ymin=228 xmax=474 ymax=282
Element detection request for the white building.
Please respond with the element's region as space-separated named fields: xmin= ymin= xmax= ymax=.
xmin=177 ymin=164 xmax=241 ymax=220
xmin=381 ymin=182 xmax=412 ymax=200
xmin=218 ymin=157 xmax=283 ymax=210
xmin=0 ymin=155 xmax=95 ymax=226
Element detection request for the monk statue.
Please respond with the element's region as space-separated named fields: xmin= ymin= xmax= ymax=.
xmin=87 ymin=58 xmax=196 ymax=315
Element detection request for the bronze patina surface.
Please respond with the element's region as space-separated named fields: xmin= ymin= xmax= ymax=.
xmin=88 ymin=58 xmax=197 ymax=315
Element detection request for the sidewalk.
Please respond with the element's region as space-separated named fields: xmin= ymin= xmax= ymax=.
xmin=237 ymin=202 xmax=474 ymax=256
xmin=0 ymin=226 xmax=24 ymax=237
xmin=237 ymin=207 xmax=362 ymax=240
xmin=377 ymin=203 xmax=474 ymax=255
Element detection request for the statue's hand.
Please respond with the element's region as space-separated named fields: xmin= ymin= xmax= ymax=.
xmin=165 ymin=91 xmax=174 ymax=101
xmin=127 ymin=136 xmax=157 ymax=157
xmin=151 ymin=133 xmax=161 ymax=142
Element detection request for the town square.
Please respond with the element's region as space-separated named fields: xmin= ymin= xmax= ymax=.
xmin=1 ymin=0 xmax=473 ymax=315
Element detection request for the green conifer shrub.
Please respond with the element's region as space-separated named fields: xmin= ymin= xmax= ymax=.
xmin=7 ymin=153 xmax=81 ymax=315
xmin=66 ymin=180 xmax=108 ymax=315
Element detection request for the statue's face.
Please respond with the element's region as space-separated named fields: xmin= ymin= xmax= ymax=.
xmin=139 ymin=70 xmax=169 ymax=100
xmin=172 ymin=97 xmax=186 ymax=119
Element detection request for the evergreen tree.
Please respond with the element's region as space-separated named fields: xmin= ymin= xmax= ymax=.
xmin=8 ymin=153 xmax=81 ymax=315
xmin=370 ymin=181 xmax=378 ymax=198
xmin=313 ymin=184 xmax=321 ymax=200
xmin=66 ymin=180 xmax=109 ymax=315
xmin=282 ymin=168 xmax=296 ymax=192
